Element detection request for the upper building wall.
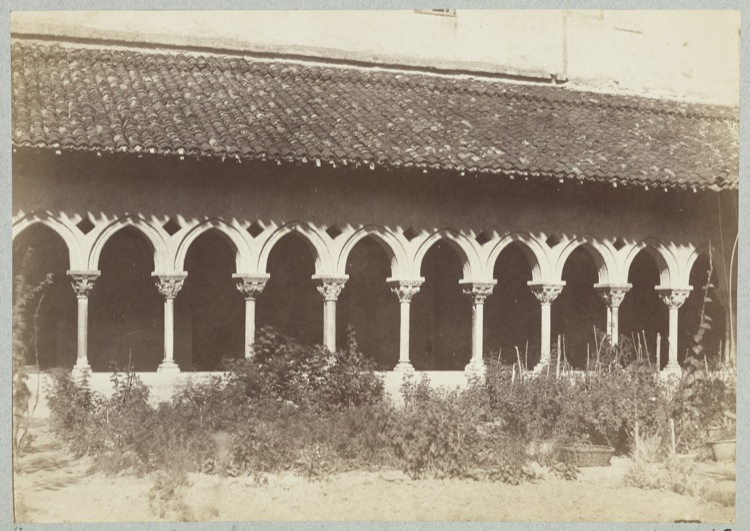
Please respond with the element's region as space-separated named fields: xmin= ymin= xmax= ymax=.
xmin=11 ymin=10 xmax=740 ymax=106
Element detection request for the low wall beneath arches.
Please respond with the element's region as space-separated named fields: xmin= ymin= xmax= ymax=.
xmin=21 ymin=369 xmax=473 ymax=419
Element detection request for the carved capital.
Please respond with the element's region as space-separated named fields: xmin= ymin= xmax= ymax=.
xmin=68 ymin=270 xmax=101 ymax=299
xmin=657 ymin=287 xmax=693 ymax=310
xmin=153 ymin=273 xmax=187 ymax=300
xmin=528 ymin=282 xmax=565 ymax=305
xmin=233 ymin=274 xmax=269 ymax=300
xmin=460 ymin=281 xmax=496 ymax=305
xmin=314 ymin=275 xmax=348 ymax=301
xmin=388 ymin=278 xmax=424 ymax=303
xmin=595 ymin=284 xmax=632 ymax=308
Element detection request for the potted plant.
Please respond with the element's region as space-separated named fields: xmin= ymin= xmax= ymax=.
xmin=709 ymin=412 xmax=736 ymax=462
xmin=557 ymin=436 xmax=615 ymax=467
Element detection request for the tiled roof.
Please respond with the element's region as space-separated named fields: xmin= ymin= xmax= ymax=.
xmin=11 ymin=41 xmax=739 ymax=191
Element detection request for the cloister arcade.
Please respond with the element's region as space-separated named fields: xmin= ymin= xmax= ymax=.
xmin=12 ymin=211 xmax=722 ymax=377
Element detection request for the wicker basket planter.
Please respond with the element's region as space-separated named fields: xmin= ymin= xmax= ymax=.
xmin=710 ymin=439 xmax=736 ymax=462
xmin=558 ymin=444 xmax=615 ymax=467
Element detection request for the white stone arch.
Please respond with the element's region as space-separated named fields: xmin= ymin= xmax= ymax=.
xmin=88 ymin=215 xmax=170 ymax=272
xmin=412 ymin=229 xmax=481 ymax=280
xmin=257 ymin=221 xmax=331 ymax=275
xmin=553 ymin=237 xmax=615 ymax=284
xmin=336 ymin=226 xmax=408 ymax=278
xmin=485 ymin=232 xmax=548 ymax=283
xmin=12 ymin=213 xmax=87 ymax=270
xmin=622 ymin=238 xmax=677 ymax=287
xmin=173 ymin=218 xmax=254 ymax=273
xmin=683 ymin=242 xmax=712 ymax=288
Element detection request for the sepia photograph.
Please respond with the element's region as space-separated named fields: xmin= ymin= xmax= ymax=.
xmin=8 ymin=7 xmax=740 ymax=525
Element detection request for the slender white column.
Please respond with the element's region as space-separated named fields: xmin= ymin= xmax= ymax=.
xmin=153 ymin=273 xmax=187 ymax=373
xmin=595 ymin=284 xmax=632 ymax=346
xmin=528 ymin=282 xmax=565 ymax=367
xmin=68 ymin=270 xmax=100 ymax=376
xmin=460 ymin=281 xmax=496 ymax=374
xmin=657 ymin=286 xmax=692 ymax=374
xmin=314 ymin=275 xmax=348 ymax=352
xmin=233 ymin=274 xmax=269 ymax=359
xmin=388 ymin=278 xmax=424 ymax=372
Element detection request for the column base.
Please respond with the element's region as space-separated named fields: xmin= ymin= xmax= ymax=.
xmin=393 ymin=361 xmax=415 ymax=373
xmin=72 ymin=361 xmax=92 ymax=380
xmin=464 ymin=361 xmax=486 ymax=377
xmin=661 ymin=362 xmax=682 ymax=378
xmin=157 ymin=361 xmax=181 ymax=374
xmin=533 ymin=359 xmax=551 ymax=374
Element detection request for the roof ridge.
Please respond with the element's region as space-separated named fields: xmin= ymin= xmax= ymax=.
xmin=12 ymin=40 xmax=738 ymax=123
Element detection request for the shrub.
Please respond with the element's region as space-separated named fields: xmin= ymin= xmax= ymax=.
xmin=392 ymin=389 xmax=481 ymax=479
xmin=223 ymin=326 xmax=384 ymax=411
xmin=46 ymin=369 xmax=107 ymax=456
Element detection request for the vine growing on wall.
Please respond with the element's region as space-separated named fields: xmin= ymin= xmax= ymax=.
xmin=12 ymin=247 xmax=54 ymax=462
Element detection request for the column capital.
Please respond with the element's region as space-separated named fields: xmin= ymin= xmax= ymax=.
xmin=388 ymin=278 xmax=425 ymax=303
xmin=528 ymin=282 xmax=565 ymax=304
xmin=594 ymin=283 xmax=632 ymax=307
xmin=313 ymin=275 xmax=349 ymax=301
xmin=233 ymin=273 xmax=270 ymax=300
xmin=152 ymin=272 xmax=188 ymax=300
xmin=459 ymin=280 xmax=497 ymax=304
xmin=656 ymin=286 xmax=693 ymax=310
xmin=68 ymin=270 xmax=101 ymax=299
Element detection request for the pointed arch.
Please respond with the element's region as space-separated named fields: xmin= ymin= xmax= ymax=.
xmin=412 ymin=230 xmax=480 ymax=280
xmin=13 ymin=213 xmax=86 ymax=270
xmin=623 ymin=238 xmax=676 ymax=286
xmin=554 ymin=237 xmax=614 ymax=284
xmin=684 ymin=242 xmax=712 ymax=289
xmin=257 ymin=222 xmax=330 ymax=275
xmin=485 ymin=232 xmax=547 ymax=282
xmin=173 ymin=219 xmax=254 ymax=273
xmin=88 ymin=215 xmax=169 ymax=271
xmin=336 ymin=226 xmax=407 ymax=278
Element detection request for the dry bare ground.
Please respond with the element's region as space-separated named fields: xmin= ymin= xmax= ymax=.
xmin=13 ymin=421 xmax=735 ymax=523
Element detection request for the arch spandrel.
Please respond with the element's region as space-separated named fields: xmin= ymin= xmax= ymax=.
xmin=622 ymin=238 xmax=678 ymax=287
xmin=257 ymin=222 xmax=331 ymax=275
xmin=173 ymin=219 xmax=255 ymax=273
xmin=88 ymin=216 xmax=170 ymax=272
xmin=485 ymin=233 xmax=548 ymax=283
xmin=553 ymin=237 xmax=615 ymax=285
xmin=411 ymin=230 xmax=482 ymax=281
xmin=336 ymin=226 xmax=408 ymax=278
xmin=12 ymin=214 xmax=86 ymax=270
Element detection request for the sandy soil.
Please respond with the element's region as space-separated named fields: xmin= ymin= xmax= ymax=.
xmin=13 ymin=422 xmax=735 ymax=523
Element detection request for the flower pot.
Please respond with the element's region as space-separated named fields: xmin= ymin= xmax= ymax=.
xmin=710 ymin=439 xmax=736 ymax=462
xmin=558 ymin=444 xmax=615 ymax=467
xmin=707 ymin=426 xmax=722 ymax=440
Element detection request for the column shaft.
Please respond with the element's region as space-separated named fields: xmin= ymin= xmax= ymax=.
xmin=314 ymin=275 xmax=347 ymax=353
xmin=611 ymin=305 xmax=620 ymax=345
xmin=529 ymin=282 xmax=564 ymax=368
xmin=471 ymin=302 xmax=484 ymax=366
xmin=324 ymin=299 xmax=337 ymax=352
xmin=540 ymin=303 xmax=551 ymax=363
xmin=389 ymin=278 xmax=423 ymax=371
xmin=164 ymin=298 xmax=175 ymax=365
xmin=234 ymin=274 xmax=269 ymax=359
xmin=153 ymin=273 xmax=186 ymax=374
xmin=244 ymin=298 xmax=256 ymax=359
xmin=667 ymin=307 xmax=679 ymax=370
xmin=399 ymin=301 xmax=411 ymax=366
xmin=76 ymin=297 xmax=89 ymax=369
xmin=657 ymin=286 xmax=691 ymax=374
xmin=68 ymin=270 xmax=100 ymax=375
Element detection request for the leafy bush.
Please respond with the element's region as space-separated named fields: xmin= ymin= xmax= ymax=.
xmin=475 ymin=350 xmax=674 ymax=455
xmin=392 ymin=388 xmax=482 ymax=479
